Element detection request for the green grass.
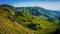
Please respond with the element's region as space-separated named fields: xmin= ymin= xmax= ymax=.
xmin=0 ymin=4 xmax=59 ymax=34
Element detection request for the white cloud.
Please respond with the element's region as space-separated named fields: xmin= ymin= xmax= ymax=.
xmin=12 ymin=2 xmax=60 ymax=11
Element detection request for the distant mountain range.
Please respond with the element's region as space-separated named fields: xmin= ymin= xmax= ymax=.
xmin=0 ymin=4 xmax=60 ymax=34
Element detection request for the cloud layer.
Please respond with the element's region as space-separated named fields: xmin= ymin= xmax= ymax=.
xmin=12 ymin=2 xmax=60 ymax=11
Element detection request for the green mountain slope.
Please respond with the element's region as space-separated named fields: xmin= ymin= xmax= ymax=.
xmin=0 ymin=4 xmax=60 ymax=34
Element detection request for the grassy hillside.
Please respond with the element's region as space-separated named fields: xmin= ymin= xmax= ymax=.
xmin=0 ymin=4 xmax=60 ymax=34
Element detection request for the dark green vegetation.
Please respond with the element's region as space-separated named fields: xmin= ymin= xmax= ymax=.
xmin=0 ymin=4 xmax=60 ymax=34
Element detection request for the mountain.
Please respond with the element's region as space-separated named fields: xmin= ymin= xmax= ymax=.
xmin=0 ymin=4 xmax=60 ymax=34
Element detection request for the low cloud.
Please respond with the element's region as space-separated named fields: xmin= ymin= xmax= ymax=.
xmin=12 ymin=2 xmax=60 ymax=11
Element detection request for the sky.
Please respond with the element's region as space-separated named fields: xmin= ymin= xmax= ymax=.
xmin=0 ymin=0 xmax=60 ymax=11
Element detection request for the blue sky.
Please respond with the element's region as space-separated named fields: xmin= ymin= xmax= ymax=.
xmin=0 ymin=0 xmax=60 ymax=11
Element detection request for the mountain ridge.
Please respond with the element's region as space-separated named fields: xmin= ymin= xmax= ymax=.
xmin=0 ymin=4 xmax=60 ymax=34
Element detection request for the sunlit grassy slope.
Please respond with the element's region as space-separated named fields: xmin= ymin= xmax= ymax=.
xmin=0 ymin=4 xmax=60 ymax=34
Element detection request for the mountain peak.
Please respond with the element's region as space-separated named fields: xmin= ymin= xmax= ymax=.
xmin=0 ymin=4 xmax=14 ymax=8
